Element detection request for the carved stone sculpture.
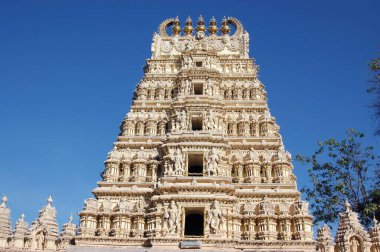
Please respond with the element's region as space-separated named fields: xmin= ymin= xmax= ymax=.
xmin=206 ymin=148 xmax=219 ymax=176
xmin=207 ymin=200 xmax=223 ymax=234
xmin=163 ymin=200 xmax=181 ymax=234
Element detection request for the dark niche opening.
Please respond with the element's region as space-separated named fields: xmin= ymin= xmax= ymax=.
xmin=193 ymin=84 xmax=203 ymax=95
xmin=188 ymin=154 xmax=203 ymax=176
xmin=184 ymin=212 xmax=204 ymax=237
xmin=191 ymin=116 xmax=203 ymax=131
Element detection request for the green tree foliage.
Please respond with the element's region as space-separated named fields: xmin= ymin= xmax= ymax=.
xmin=296 ymin=129 xmax=380 ymax=227
xmin=368 ymin=54 xmax=380 ymax=134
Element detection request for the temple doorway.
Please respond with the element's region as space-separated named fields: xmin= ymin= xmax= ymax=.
xmin=184 ymin=209 xmax=204 ymax=237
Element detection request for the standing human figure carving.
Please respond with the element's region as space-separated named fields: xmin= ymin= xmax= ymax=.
xmin=207 ymin=200 xmax=223 ymax=234
xmin=179 ymin=110 xmax=188 ymax=130
xmin=172 ymin=148 xmax=184 ymax=175
xmin=350 ymin=238 xmax=360 ymax=252
xmin=206 ymin=148 xmax=219 ymax=176
xmin=183 ymin=79 xmax=191 ymax=95
xmin=164 ymin=200 xmax=181 ymax=234
xmin=204 ymin=110 xmax=217 ymax=130
xmin=249 ymin=147 xmax=259 ymax=162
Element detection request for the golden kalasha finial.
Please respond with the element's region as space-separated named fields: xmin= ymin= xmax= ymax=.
xmin=208 ymin=16 xmax=218 ymax=35
xmin=220 ymin=16 xmax=230 ymax=35
xmin=183 ymin=16 xmax=193 ymax=35
xmin=172 ymin=16 xmax=181 ymax=36
xmin=196 ymin=15 xmax=205 ymax=32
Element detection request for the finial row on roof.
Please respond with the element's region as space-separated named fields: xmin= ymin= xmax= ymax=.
xmin=159 ymin=16 xmax=244 ymax=38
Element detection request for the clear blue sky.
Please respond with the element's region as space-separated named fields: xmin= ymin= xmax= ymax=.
xmin=0 ymin=0 xmax=379 ymax=228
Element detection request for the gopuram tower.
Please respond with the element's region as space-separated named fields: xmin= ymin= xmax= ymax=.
xmin=74 ymin=16 xmax=315 ymax=251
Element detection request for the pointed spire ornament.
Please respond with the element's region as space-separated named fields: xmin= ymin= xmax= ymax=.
xmin=220 ymin=16 xmax=230 ymax=35
xmin=1 ymin=195 xmax=7 ymax=206
xmin=196 ymin=15 xmax=205 ymax=32
xmin=183 ymin=16 xmax=193 ymax=35
xmin=208 ymin=16 xmax=218 ymax=35
xmin=47 ymin=194 xmax=53 ymax=205
xmin=172 ymin=16 xmax=181 ymax=36
xmin=69 ymin=213 xmax=73 ymax=223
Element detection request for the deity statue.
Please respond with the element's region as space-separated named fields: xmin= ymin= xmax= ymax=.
xmin=136 ymin=196 xmax=145 ymax=212
xmin=350 ymin=238 xmax=360 ymax=252
xmin=235 ymin=62 xmax=245 ymax=73
xmin=234 ymin=150 xmax=244 ymax=163
xmin=249 ymin=147 xmax=259 ymax=162
xmin=183 ymin=55 xmax=193 ymax=68
xmin=183 ymin=79 xmax=191 ymax=95
xmin=206 ymin=148 xmax=219 ymax=176
xmin=205 ymin=57 xmax=211 ymax=68
xmin=175 ymin=110 xmax=188 ymax=131
xmin=136 ymin=146 xmax=147 ymax=160
xmin=163 ymin=200 xmax=181 ymax=234
xmin=180 ymin=110 xmax=188 ymax=130
xmin=205 ymin=78 xmax=212 ymax=95
xmin=204 ymin=109 xmax=217 ymax=130
xmin=118 ymin=199 xmax=133 ymax=212
xmin=172 ymin=148 xmax=184 ymax=175
xmin=36 ymin=231 xmax=45 ymax=250
xmin=206 ymin=200 xmax=223 ymax=234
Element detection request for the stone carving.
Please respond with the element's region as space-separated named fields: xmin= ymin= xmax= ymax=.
xmin=204 ymin=109 xmax=217 ymax=130
xmin=182 ymin=55 xmax=193 ymax=69
xmin=249 ymin=147 xmax=259 ymax=162
xmin=183 ymin=79 xmax=191 ymax=94
xmin=206 ymin=148 xmax=219 ymax=176
xmin=207 ymin=200 xmax=223 ymax=234
xmin=84 ymin=198 xmax=98 ymax=211
xmin=118 ymin=199 xmax=134 ymax=212
xmin=175 ymin=110 xmax=188 ymax=131
xmin=171 ymin=148 xmax=185 ymax=175
xmin=350 ymin=238 xmax=360 ymax=252
xmin=163 ymin=200 xmax=181 ymax=234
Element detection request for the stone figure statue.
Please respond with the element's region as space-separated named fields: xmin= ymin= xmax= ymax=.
xmin=179 ymin=110 xmax=188 ymax=130
xmin=36 ymin=231 xmax=45 ymax=250
xmin=207 ymin=200 xmax=223 ymax=234
xmin=235 ymin=150 xmax=243 ymax=162
xmin=164 ymin=200 xmax=181 ymax=234
xmin=350 ymin=238 xmax=360 ymax=252
xmin=84 ymin=198 xmax=98 ymax=211
xmin=172 ymin=148 xmax=184 ymax=175
xmin=183 ymin=55 xmax=192 ymax=68
xmin=184 ymin=79 xmax=191 ymax=95
xmin=205 ymin=57 xmax=211 ymax=68
xmin=204 ymin=110 xmax=216 ymax=130
xmin=118 ymin=199 xmax=133 ymax=212
xmin=206 ymin=148 xmax=219 ymax=176
xmin=249 ymin=147 xmax=259 ymax=162
xmin=136 ymin=196 xmax=145 ymax=212
xmin=205 ymin=78 xmax=212 ymax=96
